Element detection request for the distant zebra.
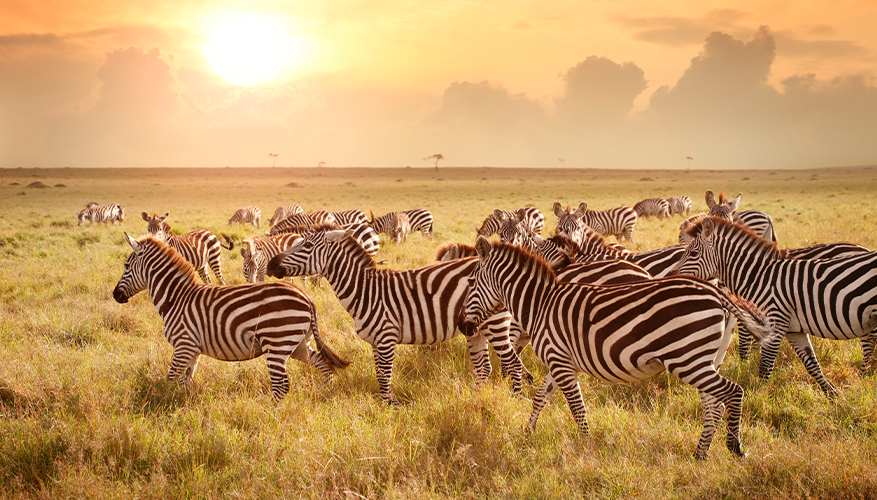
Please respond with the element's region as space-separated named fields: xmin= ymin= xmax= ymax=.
xmin=142 ymin=212 xmax=233 ymax=284
xmin=269 ymin=204 xmax=304 ymax=227
xmin=266 ymin=226 xmax=523 ymax=403
xmin=477 ymin=207 xmax=544 ymax=237
xmin=705 ymin=190 xmax=741 ymax=220
xmin=228 ymin=206 xmax=261 ymax=228
xmin=633 ymin=198 xmax=670 ymax=219
xmin=369 ymin=210 xmax=413 ymax=244
xmin=113 ymin=234 xmax=349 ymax=400
xmin=331 ymin=209 xmax=369 ymax=226
xmin=553 ymin=201 xmax=637 ymax=242
xmin=462 ymin=238 xmax=775 ymax=460
xmin=672 ymin=217 xmax=877 ymax=395
xmin=403 ymin=208 xmax=434 ymax=238
xmin=667 ymin=195 xmax=692 ymax=217
xmin=679 ymin=210 xmax=777 ymax=244
xmin=241 ymin=233 xmax=304 ymax=282
xmin=78 ymin=203 xmax=124 ymax=226
xmin=270 ymin=210 xmax=337 ymax=235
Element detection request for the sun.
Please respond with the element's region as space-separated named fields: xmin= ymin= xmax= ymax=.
xmin=201 ymin=13 xmax=307 ymax=86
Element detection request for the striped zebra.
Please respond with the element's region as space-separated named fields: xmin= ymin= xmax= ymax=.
xmin=477 ymin=207 xmax=544 ymax=237
xmin=113 ymin=234 xmax=349 ymax=399
xmin=554 ymin=201 xmax=637 ymax=242
xmin=633 ymin=198 xmax=670 ymax=219
xmin=331 ymin=209 xmax=369 ymax=226
xmin=269 ymin=204 xmax=304 ymax=227
xmin=228 ymin=206 xmax=261 ymax=229
xmin=402 ymin=208 xmax=434 ymax=238
xmin=462 ymin=238 xmax=775 ymax=460
xmin=241 ymin=233 xmax=304 ymax=282
xmin=369 ymin=210 xmax=412 ymax=244
xmin=537 ymin=233 xmax=686 ymax=278
xmin=271 ymin=222 xmax=380 ymax=257
xmin=705 ymin=190 xmax=741 ymax=220
xmin=142 ymin=212 xmax=233 ymax=284
xmin=270 ymin=210 xmax=337 ymax=236
xmin=672 ymin=217 xmax=877 ymax=394
xmin=78 ymin=203 xmax=124 ymax=226
xmin=266 ymin=225 xmax=523 ymax=403
xmin=679 ymin=210 xmax=777 ymax=244
xmin=667 ymin=195 xmax=692 ymax=217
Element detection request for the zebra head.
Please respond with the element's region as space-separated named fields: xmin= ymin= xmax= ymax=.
xmin=462 ymin=236 xmax=507 ymax=327
xmin=671 ymin=217 xmax=719 ymax=280
xmin=678 ymin=213 xmax=708 ymax=244
xmin=267 ymin=227 xmax=351 ymax=279
xmin=113 ymin=233 xmax=150 ymax=303
xmin=77 ymin=210 xmax=88 ymax=226
xmin=142 ymin=212 xmax=171 ymax=241
xmin=534 ymin=234 xmax=574 ymax=270
xmin=552 ymin=201 xmax=587 ymax=244
xmin=497 ymin=217 xmax=536 ymax=251
xmin=705 ymin=191 xmax=741 ymax=220
xmin=240 ymin=239 xmax=259 ymax=283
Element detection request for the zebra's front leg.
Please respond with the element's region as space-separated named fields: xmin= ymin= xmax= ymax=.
xmin=860 ymin=331 xmax=876 ymax=374
xmin=168 ymin=348 xmax=200 ymax=387
xmin=548 ymin=363 xmax=589 ymax=436
xmin=484 ymin=334 xmax=523 ymax=395
xmin=464 ymin=334 xmax=491 ymax=385
xmin=372 ymin=340 xmax=400 ymax=405
xmin=786 ymin=332 xmax=837 ymax=397
xmin=757 ymin=330 xmax=785 ymax=381
xmin=526 ymin=373 xmax=558 ymax=434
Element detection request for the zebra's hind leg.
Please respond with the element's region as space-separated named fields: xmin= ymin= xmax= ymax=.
xmin=737 ymin=324 xmax=756 ymax=360
xmin=786 ymin=332 xmax=838 ymax=397
xmin=265 ymin=350 xmax=292 ymax=400
xmin=196 ymin=266 xmax=212 ymax=284
xmin=372 ymin=340 xmax=400 ymax=405
xmin=207 ymin=260 xmax=226 ymax=285
xmin=860 ymin=331 xmax=876 ymax=374
xmin=465 ymin=334 xmax=491 ymax=385
xmin=525 ymin=373 xmax=558 ymax=434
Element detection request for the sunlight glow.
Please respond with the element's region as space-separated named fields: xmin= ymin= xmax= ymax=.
xmin=201 ymin=13 xmax=306 ymax=86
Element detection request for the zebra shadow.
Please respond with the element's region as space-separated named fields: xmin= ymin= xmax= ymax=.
xmin=128 ymin=363 xmax=191 ymax=415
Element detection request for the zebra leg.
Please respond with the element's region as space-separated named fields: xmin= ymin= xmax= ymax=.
xmin=372 ymin=340 xmax=400 ymax=405
xmin=168 ymin=348 xmax=200 ymax=386
xmin=510 ymin=321 xmax=535 ymax=385
xmin=486 ymin=335 xmax=523 ymax=395
xmin=525 ymin=373 xmax=558 ymax=434
xmin=196 ymin=266 xmax=212 ymax=284
xmin=737 ymin=323 xmax=755 ymax=360
xmin=464 ymin=334 xmax=491 ymax=385
xmin=685 ymin=371 xmax=744 ymax=459
xmin=860 ymin=331 xmax=876 ymax=374
xmin=786 ymin=332 xmax=838 ymax=397
xmin=757 ymin=330 xmax=786 ymax=381
xmin=695 ymin=391 xmax=724 ymax=460
xmin=265 ymin=350 xmax=292 ymax=400
xmin=208 ymin=260 xmax=225 ymax=285
xmin=548 ymin=363 xmax=589 ymax=436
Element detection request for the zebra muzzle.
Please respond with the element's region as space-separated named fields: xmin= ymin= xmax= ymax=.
xmin=112 ymin=286 xmax=129 ymax=304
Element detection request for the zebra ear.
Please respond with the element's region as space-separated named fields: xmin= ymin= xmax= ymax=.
xmin=124 ymin=232 xmax=140 ymax=252
xmin=700 ymin=217 xmax=715 ymax=239
xmin=493 ymin=208 xmax=506 ymax=220
xmin=141 ymin=212 xmax=151 ymax=221
xmin=705 ymin=190 xmax=716 ymax=208
xmin=726 ymin=193 xmax=742 ymax=212
xmin=515 ymin=210 xmax=526 ymax=223
xmin=240 ymin=242 xmax=251 ymax=258
xmin=552 ymin=202 xmax=564 ymax=217
xmin=325 ymin=229 xmax=353 ymax=242
xmin=574 ymin=202 xmax=587 ymax=217
xmin=368 ymin=209 xmax=375 ymax=223
xmin=475 ymin=236 xmax=491 ymax=260
xmin=159 ymin=213 xmax=169 ymax=222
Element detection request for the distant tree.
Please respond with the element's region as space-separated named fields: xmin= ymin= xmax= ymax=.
xmin=685 ymin=156 xmax=693 ymax=172
xmin=269 ymin=153 xmax=279 ymax=167
xmin=423 ymin=154 xmax=444 ymax=172
xmin=317 ymin=161 xmax=326 ymax=168
xmin=558 ymin=157 xmax=565 ymax=168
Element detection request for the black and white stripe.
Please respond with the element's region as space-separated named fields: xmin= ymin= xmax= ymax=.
xmin=241 ymin=233 xmax=304 ymax=282
xmin=462 ymin=238 xmax=775 ymax=460
xmin=672 ymin=217 xmax=877 ymax=395
xmin=477 ymin=207 xmax=544 ymax=237
xmin=269 ymin=204 xmax=304 ymax=227
xmin=228 ymin=206 xmax=261 ymax=228
xmin=331 ymin=209 xmax=369 ymax=226
xmin=78 ymin=203 xmax=124 ymax=226
xmin=266 ymin=226 xmax=522 ymax=403
xmin=142 ymin=212 xmax=233 ymax=284
xmin=112 ymin=234 xmax=349 ymax=400
xmin=667 ymin=195 xmax=692 ymax=217
xmin=270 ymin=210 xmax=338 ymax=235
xmin=271 ymin=222 xmax=380 ymax=256
xmin=369 ymin=210 xmax=413 ymax=244
xmin=554 ymin=201 xmax=637 ymax=242
xmin=402 ymin=208 xmax=434 ymax=238
xmin=633 ymin=198 xmax=670 ymax=219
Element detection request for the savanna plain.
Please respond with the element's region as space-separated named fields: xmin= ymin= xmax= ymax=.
xmin=1 ymin=166 xmax=876 ymax=499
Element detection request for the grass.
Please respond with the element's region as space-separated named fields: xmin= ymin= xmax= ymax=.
xmin=1 ymin=166 xmax=876 ymax=498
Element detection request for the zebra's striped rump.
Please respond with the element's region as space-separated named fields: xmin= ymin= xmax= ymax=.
xmin=114 ymin=234 xmax=349 ymax=400
xmin=463 ymin=238 xmax=776 ymax=459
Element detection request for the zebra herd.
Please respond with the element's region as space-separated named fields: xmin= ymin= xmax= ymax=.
xmin=108 ymin=191 xmax=875 ymax=461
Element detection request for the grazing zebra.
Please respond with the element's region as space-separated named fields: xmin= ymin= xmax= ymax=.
xmin=667 ymin=195 xmax=692 ymax=217
xmin=241 ymin=233 xmax=304 ymax=282
xmin=369 ymin=210 xmax=413 ymax=244
xmin=142 ymin=212 xmax=233 ymax=284
xmin=477 ymin=207 xmax=544 ymax=237
xmin=113 ymin=234 xmax=349 ymax=399
xmin=228 ymin=206 xmax=262 ymax=229
xmin=331 ymin=209 xmax=369 ymax=226
xmin=269 ymin=204 xmax=304 ymax=227
xmin=672 ymin=217 xmax=877 ymax=395
xmin=633 ymin=198 xmax=670 ymax=219
xmin=402 ymin=208 xmax=434 ymax=238
xmin=462 ymin=238 xmax=775 ymax=460
xmin=266 ymin=226 xmax=523 ymax=403
xmin=554 ymin=201 xmax=637 ymax=242
xmin=77 ymin=203 xmax=124 ymax=226
xmin=270 ymin=210 xmax=338 ymax=235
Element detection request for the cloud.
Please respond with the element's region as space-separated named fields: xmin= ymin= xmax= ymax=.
xmin=555 ymin=56 xmax=647 ymax=127
xmin=773 ymin=31 xmax=870 ymax=59
xmin=619 ymin=9 xmax=750 ymax=47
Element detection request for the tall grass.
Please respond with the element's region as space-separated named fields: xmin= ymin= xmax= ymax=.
xmin=1 ymin=166 xmax=876 ymax=498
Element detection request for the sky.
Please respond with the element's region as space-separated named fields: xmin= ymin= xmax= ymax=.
xmin=1 ymin=0 xmax=876 ymax=169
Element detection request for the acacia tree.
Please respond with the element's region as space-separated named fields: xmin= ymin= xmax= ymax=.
xmin=269 ymin=153 xmax=279 ymax=167
xmin=685 ymin=156 xmax=693 ymax=172
xmin=423 ymin=154 xmax=444 ymax=172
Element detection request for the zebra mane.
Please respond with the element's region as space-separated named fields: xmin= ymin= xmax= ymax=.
xmin=435 ymin=242 xmax=477 ymax=261
xmin=488 ymin=240 xmax=557 ymax=283
xmin=685 ymin=217 xmax=782 ymax=258
xmin=314 ymin=224 xmax=377 ymax=269
xmin=138 ymin=235 xmax=198 ymax=281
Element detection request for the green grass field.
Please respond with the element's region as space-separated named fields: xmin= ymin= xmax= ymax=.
xmin=1 ymin=166 xmax=876 ymax=499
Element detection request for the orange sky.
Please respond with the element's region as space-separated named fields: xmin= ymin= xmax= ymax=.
xmin=2 ymin=0 xmax=876 ymax=168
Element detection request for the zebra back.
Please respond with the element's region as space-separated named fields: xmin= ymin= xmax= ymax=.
xmin=141 ymin=212 xmax=233 ymax=284
xmin=578 ymin=203 xmax=638 ymax=241
xmin=633 ymin=198 xmax=670 ymax=219
xmin=332 ymin=209 xmax=369 ymax=226
xmin=402 ymin=209 xmax=434 ymax=237
xmin=667 ymin=195 xmax=692 ymax=216
xmin=269 ymin=204 xmax=304 ymax=226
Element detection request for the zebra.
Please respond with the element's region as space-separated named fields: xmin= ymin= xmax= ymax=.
xmin=77 ymin=203 xmax=124 ymax=226
xmin=633 ymin=198 xmax=670 ymax=219
xmin=113 ymin=234 xmax=350 ymax=400
xmin=142 ymin=212 xmax=233 ymax=284
xmin=228 ymin=206 xmax=261 ymax=229
xmin=705 ymin=190 xmax=742 ymax=220
xmin=667 ymin=195 xmax=692 ymax=217
xmin=269 ymin=204 xmax=304 ymax=226
xmin=461 ymin=238 xmax=775 ymax=460
xmin=679 ymin=210 xmax=777 ymax=244
xmin=671 ymin=217 xmax=877 ymax=395
xmin=271 ymin=222 xmax=381 ymax=257
xmin=536 ymin=233 xmax=685 ymax=278
xmin=477 ymin=207 xmax=544 ymax=237
xmin=265 ymin=225 xmax=523 ymax=403
xmin=554 ymin=201 xmax=637 ymax=242
xmin=330 ymin=209 xmax=369 ymax=226
xmin=369 ymin=210 xmax=413 ymax=244
xmin=241 ymin=233 xmax=304 ymax=282
xmin=402 ymin=208 xmax=434 ymax=238
xmin=270 ymin=210 xmax=338 ymax=235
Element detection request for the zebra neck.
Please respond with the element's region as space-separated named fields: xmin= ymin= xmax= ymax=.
xmin=322 ymin=247 xmax=373 ymax=312
xmin=716 ymin=235 xmax=775 ymax=297
xmin=146 ymin=260 xmax=198 ymax=318
xmin=500 ymin=266 xmax=554 ymax=334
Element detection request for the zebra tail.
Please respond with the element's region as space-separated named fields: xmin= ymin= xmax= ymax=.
xmin=309 ymin=305 xmax=351 ymax=371
xmin=717 ymin=293 xmax=780 ymax=345
xmin=219 ymin=232 xmax=234 ymax=250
